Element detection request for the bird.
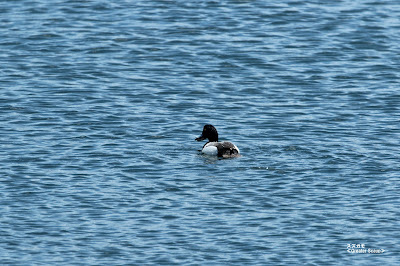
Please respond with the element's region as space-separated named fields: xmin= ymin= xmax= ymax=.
xmin=195 ymin=124 xmax=240 ymax=158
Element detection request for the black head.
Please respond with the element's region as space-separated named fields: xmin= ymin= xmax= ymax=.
xmin=195 ymin=124 xmax=218 ymax=142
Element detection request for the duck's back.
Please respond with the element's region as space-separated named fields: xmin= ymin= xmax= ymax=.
xmin=203 ymin=141 xmax=240 ymax=157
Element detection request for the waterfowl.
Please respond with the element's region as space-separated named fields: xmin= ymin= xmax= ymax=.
xmin=195 ymin=124 xmax=240 ymax=157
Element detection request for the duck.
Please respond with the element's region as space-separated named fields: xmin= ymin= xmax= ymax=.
xmin=195 ymin=124 xmax=240 ymax=157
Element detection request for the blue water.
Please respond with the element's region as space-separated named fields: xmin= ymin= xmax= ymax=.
xmin=1 ymin=0 xmax=399 ymax=265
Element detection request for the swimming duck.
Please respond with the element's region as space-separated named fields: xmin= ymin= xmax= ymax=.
xmin=195 ymin=124 xmax=240 ymax=157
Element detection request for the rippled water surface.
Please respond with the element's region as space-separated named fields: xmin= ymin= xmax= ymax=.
xmin=1 ymin=0 xmax=399 ymax=265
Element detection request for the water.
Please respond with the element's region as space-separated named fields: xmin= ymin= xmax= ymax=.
xmin=1 ymin=0 xmax=399 ymax=264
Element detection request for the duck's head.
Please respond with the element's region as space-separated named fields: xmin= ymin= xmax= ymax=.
xmin=195 ymin=124 xmax=218 ymax=142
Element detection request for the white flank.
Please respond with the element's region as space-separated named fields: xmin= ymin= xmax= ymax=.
xmin=202 ymin=145 xmax=218 ymax=156
xmin=233 ymin=144 xmax=240 ymax=154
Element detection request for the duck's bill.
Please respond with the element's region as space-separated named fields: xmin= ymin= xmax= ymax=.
xmin=195 ymin=135 xmax=206 ymax=141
